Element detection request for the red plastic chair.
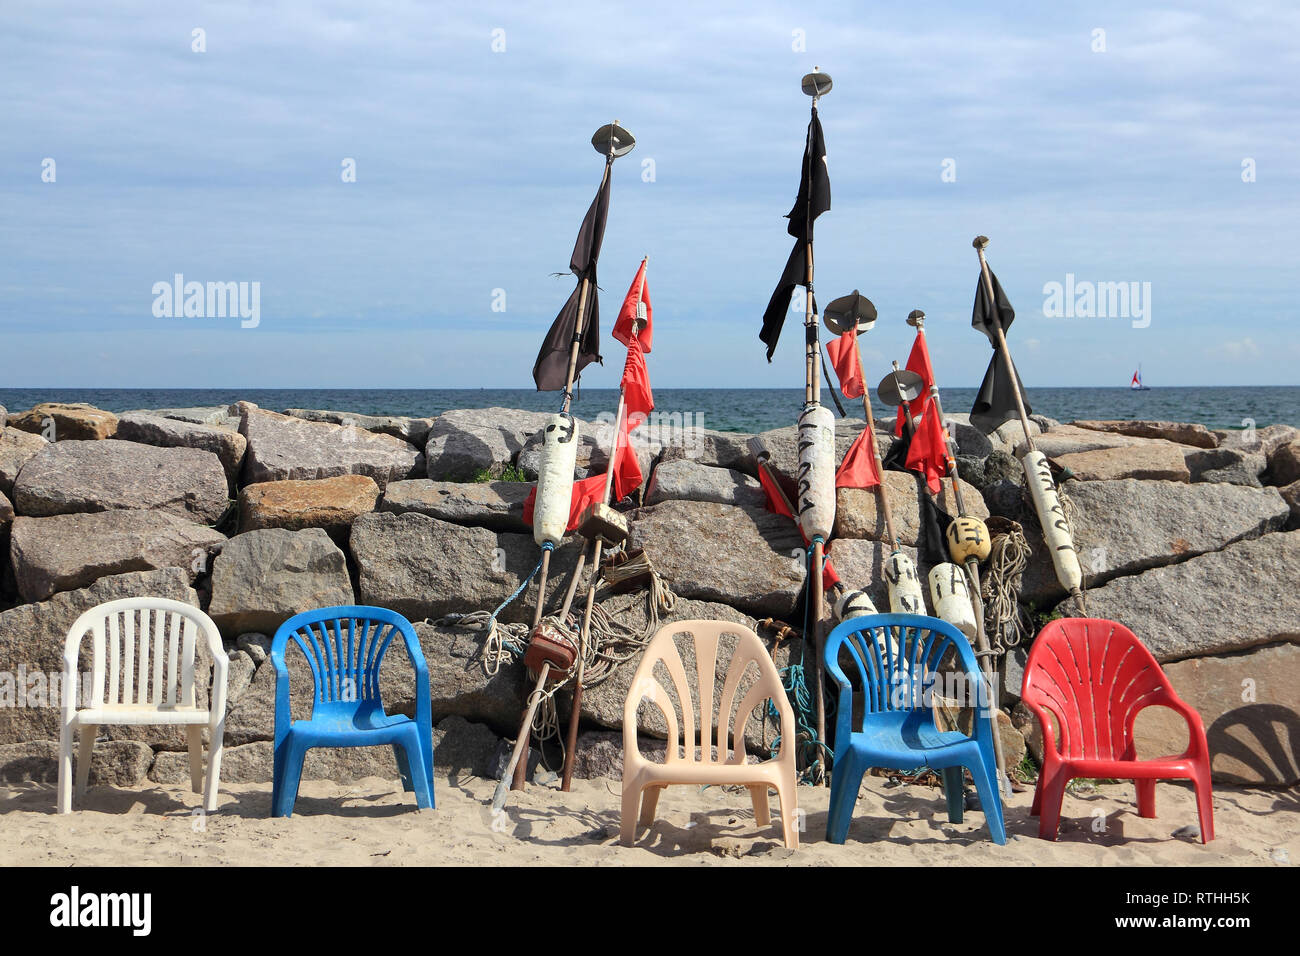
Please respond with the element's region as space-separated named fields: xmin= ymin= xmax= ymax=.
xmin=1021 ymin=618 xmax=1214 ymax=843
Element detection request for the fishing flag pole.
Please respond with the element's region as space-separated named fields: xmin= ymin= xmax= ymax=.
xmin=971 ymin=235 xmax=1085 ymax=612
xmin=559 ymin=257 xmax=652 ymax=791
xmin=496 ymin=122 xmax=635 ymax=808
xmin=906 ymin=309 xmax=1010 ymax=794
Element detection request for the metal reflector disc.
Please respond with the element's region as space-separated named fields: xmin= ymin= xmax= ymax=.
xmin=824 ymin=290 xmax=877 ymax=336
xmin=801 ymin=71 xmax=833 ymax=97
xmin=591 ymin=123 xmax=636 ymax=157
xmin=877 ymin=369 xmax=925 ymax=406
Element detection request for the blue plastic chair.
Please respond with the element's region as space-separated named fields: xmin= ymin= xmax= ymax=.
xmin=823 ymin=612 xmax=1006 ymax=845
xmin=271 ymin=606 xmax=434 ymax=817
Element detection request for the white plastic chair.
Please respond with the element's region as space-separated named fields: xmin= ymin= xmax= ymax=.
xmin=621 ymin=620 xmax=799 ymax=849
xmin=58 ymin=597 xmax=229 ymax=813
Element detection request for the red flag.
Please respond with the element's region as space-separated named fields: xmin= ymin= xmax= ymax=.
xmin=906 ymin=392 xmax=950 ymax=495
xmin=523 ymin=406 xmax=644 ymax=532
xmin=621 ymin=345 xmax=654 ymax=419
xmin=893 ymin=332 xmax=937 ymax=436
xmin=825 ymin=330 xmax=865 ymax=399
xmin=612 ymin=259 xmax=652 ymax=353
xmin=835 ymin=429 xmax=880 ymax=489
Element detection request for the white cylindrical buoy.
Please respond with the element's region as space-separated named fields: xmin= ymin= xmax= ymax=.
xmin=533 ymin=414 xmax=580 ymax=549
xmin=1021 ymin=449 xmax=1084 ymax=594
xmin=834 ymin=588 xmax=877 ymax=621
xmin=797 ymin=403 xmax=837 ymax=543
xmin=884 ymin=551 xmax=926 ymax=615
xmin=946 ymin=514 xmax=992 ymax=564
xmin=928 ymin=563 xmax=977 ymax=640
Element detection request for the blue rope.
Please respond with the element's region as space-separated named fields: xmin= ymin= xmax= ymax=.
xmin=769 ymin=539 xmax=835 ymax=783
xmin=488 ymin=542 xmax=553 ymax=657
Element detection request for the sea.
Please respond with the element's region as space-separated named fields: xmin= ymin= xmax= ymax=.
xmin=1 ymin=387 xmax=1296 ymax=434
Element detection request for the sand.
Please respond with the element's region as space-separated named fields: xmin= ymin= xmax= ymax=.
xmin=1 ymin=772 xmax=1294 ymax=866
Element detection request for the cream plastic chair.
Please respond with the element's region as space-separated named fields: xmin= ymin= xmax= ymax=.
xmin=621 ymin=619 xmax=799 ymax=849
xmin=58 ymin=597 xmax=229 ymax=813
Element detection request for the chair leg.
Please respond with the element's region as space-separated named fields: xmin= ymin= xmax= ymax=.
xmin=620 ymin=783 xmax=642 ymax=846
xmin=272 ymin=740 xmax=308 ymax=818
xmin=57 ymin=722 xmax=74 ymax=814
xmin=203 ymin=721 xmax=225 ymax=814
xmin=1192 ymin=766 xmax=1215 ymax=843
xmin=942 ymin=766 xmax=965 ymax=823
xmin=399 ymin=739 xmax=434 ymax=810
xmin=75 ymin=724 xmax=97 ymax=799
xmin=1030 ymin=772 xmax=1044 ymax=816
xmin=968 ymin=760 xmax=1007 ymax=845
xmin=639 ymin=784 xmax=662 ymax=827
xmin=749 ymin=785 xmax=771 ymax=827
xmin=1037 ymin=768 xmax=1069 ymax=841
xmin=1135 ymin=777 xmax=1157 ymax=818
xmin=775 ymin=779 xmax=799 ymax=850
xmin=826 ymin=748 xmax=866 ymax=845
xmin=187 ymin=725 xmax=205 ymax=794
xmin=392 ymin=744 xmax=415 ymax=793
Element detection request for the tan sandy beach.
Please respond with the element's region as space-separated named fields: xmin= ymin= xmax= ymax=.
xmin=2 ymin=772 xmax=1294 ymax=867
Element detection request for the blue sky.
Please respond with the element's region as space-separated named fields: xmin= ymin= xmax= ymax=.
xmin=1 ymin=1 xmax=1296 ymax=389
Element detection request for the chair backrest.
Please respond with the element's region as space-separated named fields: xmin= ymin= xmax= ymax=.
xmin=271 ymin=605 xmax=423 ymax=713
xmin=62 ymin=598 xmax=224 ymax=713
xmin=623 ymin=619 xmax=793 ymax=766
xmin=823 ymin=613 xmax=989 ymax=739
xmin=1022 ymin=618 xmax=1174 ymax=761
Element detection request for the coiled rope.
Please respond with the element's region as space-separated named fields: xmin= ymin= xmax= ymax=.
xmin=983 ymin=524 xmax=1031 ymax=652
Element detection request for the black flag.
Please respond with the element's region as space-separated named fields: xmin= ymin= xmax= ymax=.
xmin=760 ymin=108 xmax=830 ymax=361
xmin=533 ymin=170 xmax=610 ymax=391
xmin=969 ymin=268 xmax=1032 ymax=433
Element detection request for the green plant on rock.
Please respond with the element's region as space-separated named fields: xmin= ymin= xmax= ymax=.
xmin=473 ymin=464 xmax=528 ymax=483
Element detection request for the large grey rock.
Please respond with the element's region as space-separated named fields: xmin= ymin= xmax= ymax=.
xmin=423 ymin=407 xmax=553 ymax=481
xmin=1131 ymin=642 xmax=1300 ymax=786
xmin=1071 ymin=419 xmax=1218 ymax=449
xmin=1183 ymin=446 xmax=1267 ymax=486
xmin=835 ymin=473 xmax=987 ymax=545
xmin=1080 ymin=531 xmax=1300 ymax=661
xmin=0 ymin=490 xmax=11 ymax=526
xmin=1055 ymin=443 xmax=1191 ymax=482
xmin=1280 ymin=480 xmax=1300 ymax=530
xmin=0 ymin=427 xmax=47 ymax=496
xmin=1017 ymin=479 xmax=1289 ymax=605
xmin=0 ymin=739 xmax=153 ymax=787
xmin=947 ymin=416 xmax=994 ymax=458
xmin=628 ymin=501 xmax=805 ymax=618
xmin=0 ymin=568 xmax=199 ymax=744
xmin=9 ymin=510 xmax=226 ymax=602
xmin=380 ymin=479 xmax=531 ymax=532
xmin=145 ymin=406 xmax=236 ymax=427
xmin=656 ymin=424 xmax=755 ymax=475
xmin=207 ymin=528 xmax=354 ymax=637
xmin=8 ymin=402 xmax=117 ymax=441
xmin=115 ymin=411 xmax=247 ymax=492
xmin=1018 ymin=423 xmax=1144 ymax=459
xmin=12 ymin=440 xmax=229 ymax=523
xmin=350 ymin=511 xmax=584 ymax=624
xmin=645 ymin=459 xmax=765 ymax=508
xmin=238 ymin=403 xmax=421 ymax=489
xmin=0 ymin=404 xmax=5 ymax=428
xmin=283 ymin=408 xmax=436 ymax=447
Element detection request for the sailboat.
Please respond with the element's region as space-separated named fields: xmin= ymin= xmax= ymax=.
xmin=1130 ymin=364 xmax=1151 ymax=391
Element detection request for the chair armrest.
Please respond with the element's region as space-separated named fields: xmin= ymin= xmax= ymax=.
xmin=270 ymin=631 xmax=293 ymax=750
xmin=1020 ymin=698 xmax=1059 ymax=761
